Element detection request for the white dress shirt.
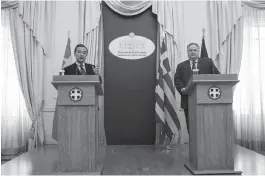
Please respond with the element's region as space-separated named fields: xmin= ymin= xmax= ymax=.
xmin=189 ymin=59 xmax=198 ymax=70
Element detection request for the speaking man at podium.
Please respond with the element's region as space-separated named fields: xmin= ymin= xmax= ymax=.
xmin=174 ymin=42 xmax=220 ymax=134
xmin=63 ymin=44 xmax=98 ymax=75
xmin=52 ymin=44 xmax=100 ymax=141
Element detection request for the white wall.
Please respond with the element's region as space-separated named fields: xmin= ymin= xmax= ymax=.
xmin=183 ymin=1 xmax=209 ymax=60
xmin=43 ymin=1 xmax=209 ymax=144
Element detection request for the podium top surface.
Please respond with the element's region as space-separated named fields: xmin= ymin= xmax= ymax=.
xmin=52 ymin=75 xmax=100 ymax=83
xmin=184 ymin=74 xmax=239 ymax=95
xmin=191 ymin=74 xmax=238 ymax=84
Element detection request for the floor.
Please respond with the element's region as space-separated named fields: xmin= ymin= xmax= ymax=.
xmin=103 ymin=145 xmax=190 ymax=175
xmin=1 ymin=153 xmax=23 ymax=165
xmin=256 ymin=150 xmax=265 ymax=156
xmin=1 ymin=144 xmax=265 ymax=175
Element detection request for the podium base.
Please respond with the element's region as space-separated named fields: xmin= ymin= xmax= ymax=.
xmin=53 ymin=164 xmax=103 ymax=175
xmin=184 ymin=163 xmax=242 ymax=175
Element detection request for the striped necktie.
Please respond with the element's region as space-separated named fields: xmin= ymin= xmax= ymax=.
xmin=192 ymin=61 xmax=196 ymax=70
xmin=80 ymin=65 xmax=86 ymax=75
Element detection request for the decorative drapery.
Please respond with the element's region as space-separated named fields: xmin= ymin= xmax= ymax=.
xmin=208 ymin=1 xmax=265 ymax=152
xmin=17 ymin=1 xmax=55 ymax=57
xmin=233 ymin=2 xmax=265 ymax=152
xmin=1 ymin=9 xmax=31 ymax=155
xmin=8 ymin=1 xmax=56 ymax=149
xmin=242 ymin=1 xmax=265 ymax=9
xmin=9 ymin=7 xmax=45 ymax=147
xmin=78 ymin=1 xmax=101 ymax=67
xmin=104 ymin=1 xmax=152 ymax=16
xmin=207 ymin=1 xmax=243 ymax=74
xmin=1 ymin=0 xmax=18 ymax=9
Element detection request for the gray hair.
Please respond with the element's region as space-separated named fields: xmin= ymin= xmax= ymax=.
xmin=187 ymin=42 xmax=200 ymax=50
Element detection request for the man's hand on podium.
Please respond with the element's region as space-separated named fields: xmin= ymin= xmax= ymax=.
xmin=93 ymin=66 xmax=100 ymax=75
xmin=181 ymin=87 xmax=188 ymax=95
xmin=181 ymin=87 xmax=186 ymax=93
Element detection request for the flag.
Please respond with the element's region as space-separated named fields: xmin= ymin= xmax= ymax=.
xmin=155 ymin=38 xmax=182 ymax=147
xmin=61 ymin=37 xmax=73 ymax=69
xmin=200 ymin=36 xmax=208 ymax=58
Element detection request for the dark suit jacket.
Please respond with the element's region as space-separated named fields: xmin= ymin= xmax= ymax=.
xmin=64 ymin=62 xmax=96 ymax=75
xmin=174 ymin=57 xmax=220 ymax=109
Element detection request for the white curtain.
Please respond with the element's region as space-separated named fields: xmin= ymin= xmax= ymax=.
xmin=8 ymin=1 xmax=56 ymax=149
xmin=17 ymin=1 xmax=55 ymax=57
xmin=104 ymin=1 xmax=151 ymax=16
xmin=78 ymin=1 xmax=102 ymax=67
xmin=1 ymin=0 xmax=18 ymax=9
xmin=1 ymin=10 xmax=31 ymax=155
xmin=9 ymin=7 xmax=45 ymax=148
xmin=207 ymin=1 xmax=243 ymax=74
xmin=233 ymin=4 xmax=265 ymax=151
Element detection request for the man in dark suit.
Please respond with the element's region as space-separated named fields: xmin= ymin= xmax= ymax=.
xmin=174 ymin=42 xmax=220 ymax=134
xmin=64 ymin=44 xmax=97 ymax=75
xmin=52 ymin=44 xmax=100 ymax=141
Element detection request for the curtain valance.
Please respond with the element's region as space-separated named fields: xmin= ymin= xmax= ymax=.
xmin=104 ymin=1 xmax=152 ymax=16
xmin=1 ymin=0 xmax=18 ymax=9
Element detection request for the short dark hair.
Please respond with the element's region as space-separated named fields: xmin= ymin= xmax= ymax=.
xmin=74 ymin=44 xmax=88 ymax=53
xmin=187 ymin=42 xmax=200 ymax=50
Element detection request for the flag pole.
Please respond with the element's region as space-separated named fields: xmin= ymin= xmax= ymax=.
xmin=200 ymin=28 xmax=209 ymax=58
xmin=202 ymin=28 xmax=205 ymax=38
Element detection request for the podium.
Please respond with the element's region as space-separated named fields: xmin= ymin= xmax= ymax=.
xmin=51 ymin=75 xmax=103 ymax=174
xmin=184 ymin=74 xmax=242 ymax=175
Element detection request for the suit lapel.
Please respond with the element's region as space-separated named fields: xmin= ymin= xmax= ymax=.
xmin=198 ymin=58 xmax=206 ymax=74
xmin=185 ymin=60 xmax=192 ymax=76
xmin=197 ymin=58 xmax=201 ymax=73
xmin=84 ymin=63 xmax=87 ymax=74
xmin=85 ymin=63 xmax=91 ymax=75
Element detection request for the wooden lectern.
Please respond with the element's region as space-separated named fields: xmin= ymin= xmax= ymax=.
xmin=51 ymin=75 xmax=103 ymax=174
xmin=184 ymin=74 xmax=242 ymax=175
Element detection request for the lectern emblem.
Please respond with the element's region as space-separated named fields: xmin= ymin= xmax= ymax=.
xmin=69 ymin=87 xmax=83 ymax=102
xmin=208 ymin=86 xmax=221 ymax=100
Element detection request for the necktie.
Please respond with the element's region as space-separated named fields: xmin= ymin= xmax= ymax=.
xmin=80 ymin=65 xmax=86 ymax=75
xmin=192 ymin=61 xmax=196 ymax=70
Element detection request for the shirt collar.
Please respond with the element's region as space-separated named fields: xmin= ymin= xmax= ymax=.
xmin=189 ymin=58 xmax=199 ymax=64
xmin=76 ymin=61 xmax=85 ymax=67
xmin=189 ymin=58 xmax=199 ymax=69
